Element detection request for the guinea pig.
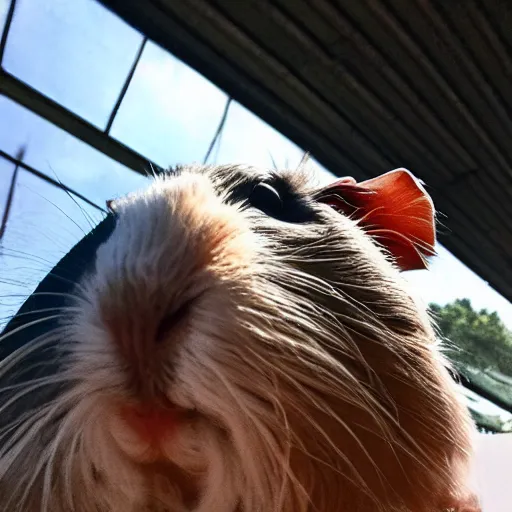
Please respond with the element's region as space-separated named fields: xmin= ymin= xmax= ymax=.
xmin=0 ymin=163 xmax=480 ymax=512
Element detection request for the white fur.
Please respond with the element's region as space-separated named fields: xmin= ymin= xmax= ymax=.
xmin=0 ymin=168 xmax=479 ymax=511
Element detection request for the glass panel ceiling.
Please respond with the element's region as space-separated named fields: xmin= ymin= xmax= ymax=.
xmin=215 ymin=101 xmax=307 ymax=169
xmin=3 ymin=0 xmax=143 ymax=128
xmin=110 ymin=40 xmax=230 ymax=168
xmin=0 ymin=161 xmax=99 ymax=330
xmin=0 ymin=0 xmax=9 ymax=34
xmin=0 ymin=96 xmax=149 ymax=204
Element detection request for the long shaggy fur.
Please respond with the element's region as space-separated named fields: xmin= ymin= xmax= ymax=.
xmin=0 ymin=164 xmax=479 ymax=511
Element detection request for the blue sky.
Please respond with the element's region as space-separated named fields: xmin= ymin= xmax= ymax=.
xmin=1 ymin=0 xmax=512 ymax=338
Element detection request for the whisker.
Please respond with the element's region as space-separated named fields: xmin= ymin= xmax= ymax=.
xmin=4 ymin=217 xmax=82 ymax=258
xmin=0 ymin=316 xmax=63 ymax=345
xmin=10 ymin=400 xmax=71 ymax=510
xmin=0 ymin=268 xmax=87 ymax=292
xmin=1 ymin=247 xmax=64 ymax=267
xmin=0 ymin=291 xmax=88 ymax=303
xmin=0 ymin=306 xmax=78 ymax=322
xmin=0 ymin=373 xmax=72 ymax=395
xmin=45 ymin=162 xmax=98 ymax=231
xmin=0 ymin=404 xmax=50 ymax=445
xmin=0 ymin=250 xmax=93 ymax=279
xmin=19 ymin=185 xmax=88 ymax=238
xmin=0 ymin=330 xmax=64 ymax=380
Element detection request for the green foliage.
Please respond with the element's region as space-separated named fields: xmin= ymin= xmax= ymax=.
xmin=429 ymin=299 xmax=512 ymax=432
xmin=429 ymin=298 xmax=512 ymax=376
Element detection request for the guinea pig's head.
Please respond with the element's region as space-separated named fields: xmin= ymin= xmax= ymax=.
xmin=1 ymin=164 xmax=478 ymax=512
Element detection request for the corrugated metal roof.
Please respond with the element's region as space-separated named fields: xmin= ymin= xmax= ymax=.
xmin=101 ymin=0 xmax=512 ymax=304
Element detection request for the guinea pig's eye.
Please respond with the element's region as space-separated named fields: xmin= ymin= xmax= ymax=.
xmin=249 ymin=182 xmax=283 ymax=217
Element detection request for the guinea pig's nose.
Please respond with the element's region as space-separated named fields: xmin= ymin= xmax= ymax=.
xmin=100 ymin=290 xmax=203 ymax=382
xmin=94 ymin=171 xmax=256 ymax=371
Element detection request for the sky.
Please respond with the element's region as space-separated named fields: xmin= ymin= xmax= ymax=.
xmin=0 ymin=0 xmax=511 ymax=420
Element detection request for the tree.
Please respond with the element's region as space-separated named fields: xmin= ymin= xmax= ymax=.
xmin=429 ymin=299 xmax=512 ymax=433
xmin=429 ymin=298 xmax=512 ymax=377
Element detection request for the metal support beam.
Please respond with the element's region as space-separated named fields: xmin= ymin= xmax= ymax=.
xmin=0 ymin=0 xmax=16 ymax=66
xmin=0 ymin=146 xmax=22 ymax=241
xmin=0 ymin=71 xmax=161 ymax=176
xmin=0 ymin=0 xmax=160 ymax=177
xmin=0 ymin=148 xmax=104 ymax=212
xmin=105 ymin=37 xmax=148 ymax=134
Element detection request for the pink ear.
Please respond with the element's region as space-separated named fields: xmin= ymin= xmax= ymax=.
xmin=314 ymin=169 xmax=436 ymax=271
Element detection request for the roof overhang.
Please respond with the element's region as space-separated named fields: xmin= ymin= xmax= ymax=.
xmin=99 ymin=0 xmax=512 ymax=306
